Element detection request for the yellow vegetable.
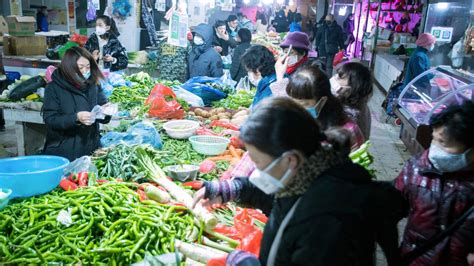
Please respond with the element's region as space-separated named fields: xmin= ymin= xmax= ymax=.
xmin=26 ymin=93 xmax=39 ymax=101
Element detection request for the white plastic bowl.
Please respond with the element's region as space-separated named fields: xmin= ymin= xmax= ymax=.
xmin=189 ymin=135 xmax=230 ymax=156
xmin=163 ymin=120 xmax=200 ymax=139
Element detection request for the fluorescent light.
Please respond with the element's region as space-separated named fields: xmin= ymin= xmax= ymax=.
xmin=262 ymin=0 xmax=273 ymax=5
xmin=277 ymin=0 xmax=284 ymax=4
xmin=338 ymin=6 xmax=347 ymax=16
xmin=244 ymin=0 xmax=250 ymax=4
xmin=436 ymin=2 xmax=449 ymax=10
xmin=289 ymin=0 xmax=294 ymax=5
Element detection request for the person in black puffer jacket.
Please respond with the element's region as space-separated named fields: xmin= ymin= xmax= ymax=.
xmin=193 ymin=97 xmax=406 ymax=266
xmin=315 ymin=14 xmax=345 ymax=76
xmin=85 ymin=15 xmax=128 ymax=72
xmin=42 ymin=47 xmax=111 ymax=161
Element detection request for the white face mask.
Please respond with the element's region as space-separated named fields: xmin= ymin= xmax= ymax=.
xmin=96 ymin=26 xmax=107 ymax=36
xmin=248 ymin=72 xmax=261 ymax=87
xmin=428 ymin=143 xmax=471 ymax=173
xmin=193 ymin=36 xmax=204 ymax=46
xmin=330 ymin=76 xmax=350 ymax=96
xmin=249 ymin=155 xmax=293 ymax=194
xmin=287 ymin=55 xmax=299 ymax=66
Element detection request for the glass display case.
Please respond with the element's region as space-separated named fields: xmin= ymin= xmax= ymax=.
xmin=395 ymin=66 xmax=474 ymax=154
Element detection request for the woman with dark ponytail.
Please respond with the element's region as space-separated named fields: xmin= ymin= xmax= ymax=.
xmin=192 ymin=97 xmax=405 ymax=266
xmin=85 ymin=15 xmax=128 ymax=72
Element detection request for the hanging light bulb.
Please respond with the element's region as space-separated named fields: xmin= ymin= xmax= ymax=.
xmin=277 ymin=0 xmax=284 ymax=4
xmin=289 ymin=0 xmax=294 ymax=5
xmin=262 ymin=0 xmax=273 ymax=5
xmin=244 ymin=0 xmax=250 ymax=4
xmin=339 ymin=6 xmax=347 ymax=16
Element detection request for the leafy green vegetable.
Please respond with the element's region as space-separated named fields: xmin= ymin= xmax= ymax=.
xmin=212 ymin=89 xmax=256 ymax=110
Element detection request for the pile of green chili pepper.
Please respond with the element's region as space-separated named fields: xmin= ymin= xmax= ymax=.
xmin=0 ymin=182 xmax=199 ymax=264
xmin=211 ymin=89 xmax=256 ymax=110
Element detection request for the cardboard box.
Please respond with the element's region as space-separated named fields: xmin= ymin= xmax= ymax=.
xmin=6 ymin=16 xmax=36 ymax=36
xmin=3 ymin=36 xmax=47 ymax=56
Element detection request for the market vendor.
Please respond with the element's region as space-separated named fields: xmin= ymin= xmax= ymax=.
xmin=85 ymin=15 xmax=128 ymax=72
xmin=402 ymin=33 xmax=436 ymax=88
xmin=188 ymin=24 xmax=224 ymax=78
xmin=395 ymin=101 xmax=474 ymax=265
xmin=240 ymin=45 xmax=277 ymax=107
xmin=193 ymin=97 xmax=405 ymax=266
xmin=42 ymin=47 xmax=111 ymax=161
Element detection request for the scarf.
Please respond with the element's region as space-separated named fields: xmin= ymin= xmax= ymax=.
xmin=286 ymin=56 xmax=308 ymax=75
xmin=276 ymin=146 xmax=347 ymax=198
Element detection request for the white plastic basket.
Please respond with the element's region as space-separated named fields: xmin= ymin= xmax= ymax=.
xmin=163 ymin=120 xmax=200 ymax=139
xmin=188 ymin=136 xmax=230 ymax=155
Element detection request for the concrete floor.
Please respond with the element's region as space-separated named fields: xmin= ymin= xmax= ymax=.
xmin=0 ymin=85 xmax=410 ymax=265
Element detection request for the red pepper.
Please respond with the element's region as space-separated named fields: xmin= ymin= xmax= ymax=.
xmin=136 ymin=189 xmax=147 ymax=201
xmin=68 ymin=173 xmax=78 ymax=184
xmin=77 ymin=172 xmax=89 ymax=187
xmin=196 ymin=127 xmax=219 ymax=136
xmin=210 ymin=120 xmax=240 ymax=131
xmin=59 ymin=179 xmax=78 ymax=191
xmin=97 ymin=179 xmax=109 ymax=184
xmin=230 ymin=136 xmax=245 ymax=149
xmin=183 ymin=180 xmax=204 ymax=190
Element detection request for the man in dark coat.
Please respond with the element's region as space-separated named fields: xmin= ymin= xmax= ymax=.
xmin=315 ymin=14 xmax=346 ymax=76
xmin=230 ymin=28 xmax=252 ymax=82
xmin=188 ymin=24 xmax=224 ymax=78
xmin=43 ymin=69 xmax=110 ymax=161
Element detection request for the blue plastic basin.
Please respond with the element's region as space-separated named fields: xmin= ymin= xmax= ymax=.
xmin=0 ymin=156 xmax=70 ymax=199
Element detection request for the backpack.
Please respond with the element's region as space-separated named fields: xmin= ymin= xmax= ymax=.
xmin=382 ymin=82 xmax=405 ymax=119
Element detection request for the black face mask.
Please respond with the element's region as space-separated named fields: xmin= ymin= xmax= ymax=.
xmin=325 ymin=21 xmax=332 ymax=25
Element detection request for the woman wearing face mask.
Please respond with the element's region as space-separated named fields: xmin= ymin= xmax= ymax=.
xmin=330 ymin=62 xmax=373 ymax=139
xmin=42 ymin=47 xmax=111 ymax=161
xmin=84 ymin=15 xmax=128 ymax=72
xmin=402 ymin=33 xmax=436 ymax=88
xmin=395 ymin=101 xmax=474 ymax=266
xmin=193 ymin=97 xmax=405 ymax=266
xmin=286 ymin=64 xmax=365 ymax=150
xmin=188 ymin=24 xmax=224 ymax=78
xmin=240 ymin=45 xmax=277 ymax=107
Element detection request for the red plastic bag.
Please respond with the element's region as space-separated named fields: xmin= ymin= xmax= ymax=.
xmin=333 ymin=51 xmax=345 ymax=67
xmin=70 ymin=33 xmax=88 ymax=47
xmin=145 ymin=84 xmax=185 ymax=119
xmin=210 ymin=120 xmax=240 ymax=131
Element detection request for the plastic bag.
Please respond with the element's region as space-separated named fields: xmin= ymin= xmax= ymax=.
xmin=70 ymin=33 xmax=89 ymax=47
xmin=213 ymin=207 xmax=267 ymax=256
xmin=236 ymin=76 xmax=251 ymax=91
xmin=146 ymin=84 xmax=185 ymax=119
xmin=45 ymin=66 xmax=56 ymax=83
xmin=86 ymin=0 xmax=97 ymax=22
xmin=172 ymin=86 xmax=204 ymax=107
xmin=62 ymin=156 xmax=98 ymax=187
xmin=101 ymin=122 xmax=163 ymax=149
xmin=181 ymin=83 xmax=226 ymax=106
xmin=8 ymin=76 xmax=47 ymax=101
xmin=222 ymin=69 xmax=237 ymax=88
xmin=333 ymin=51 xmax=345 ymax=67
xmin=58 ymin=41 xmax=79 ymax=59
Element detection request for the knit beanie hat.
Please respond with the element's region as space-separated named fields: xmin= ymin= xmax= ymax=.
xmin=416 ymin=33 xmax=436 ymax=48
xmin=280 ymin=32 xmax=311 ymax=50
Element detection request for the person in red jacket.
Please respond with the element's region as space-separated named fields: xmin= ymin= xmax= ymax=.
xmin=395 ymin=100 xmax=474 ymax=266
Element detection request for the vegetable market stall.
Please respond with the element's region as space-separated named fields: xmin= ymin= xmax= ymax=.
xmin=0 ymin=68 xmax=377 ymax=264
